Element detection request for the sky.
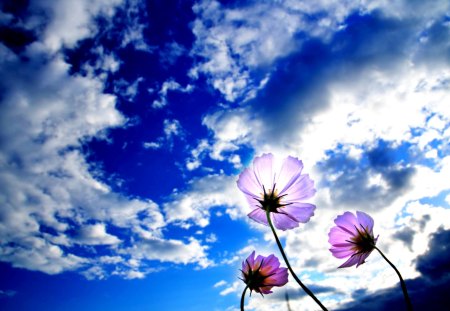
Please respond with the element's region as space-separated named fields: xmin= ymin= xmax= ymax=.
xmin=0 ymin=0 xmax=449 ymax=310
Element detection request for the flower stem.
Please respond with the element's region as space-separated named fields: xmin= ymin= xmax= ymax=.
xmin=375 ymin=246 xmax=413 ymax=311
xmin=265 ymin=209 xmax=328 ymax=311
xmin=240 ymin=285 xmax=249 ymax=311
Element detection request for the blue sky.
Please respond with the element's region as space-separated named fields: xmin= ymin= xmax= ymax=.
xmin=0 ymin=0 xmax=449 ymax=310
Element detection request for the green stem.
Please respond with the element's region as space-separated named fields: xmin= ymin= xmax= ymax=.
xmin=265 ymin=209 xmax=328 ymax=311
xmin=375 ymin=247 xmax=413 ymax=311
xmin=240 ymin=285 xmax=249 ymax=311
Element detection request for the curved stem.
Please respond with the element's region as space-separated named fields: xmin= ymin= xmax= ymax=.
xmin=375 ymin=247 xmax=413 ymax=311
xmin=240 ymin=285 xmax=249 ymax=311
xmin=265 ymin=209 xmax=328 ymax=311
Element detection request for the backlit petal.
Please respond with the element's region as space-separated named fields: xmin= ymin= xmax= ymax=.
xmin=237 ymin=168 xmax=261 ymax=197
xmin=281 ymin=174 xmax=316 ymax=202
xmin=276 ymin=156 xmax=303 ymax=195
xmin=272 ymin=213 xmax=299 ymax=231
xmin=253 ymin=153 xmax=274 ymax=190
xmin=280 ymin=203 xmax=315 ymax=223
xmin=248 ymin=208 xmax=268 ymax=226
xmin=356 ymin=211 xmax=374 ymax=232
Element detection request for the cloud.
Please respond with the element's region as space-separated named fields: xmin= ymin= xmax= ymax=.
xmin=142 ymin=118 xmax=185 ymax=151
xmin=152 ymin=79 xmax=193 ymax=109
xmin=29 ymin=0 xmax=123 ymax=52
xmin=114 ymin=77 xmax=144 ymax=102
xmin=0 ymin=1 xmax=212 ymax=279
xmin=117 ymin=0 xmax=154 ymax=52
xmin=191 ymin=0 xmax=305 ymax=101
xmin=0 ymin=237 xmax=87 ymax=274
xmin=197 ymin=108 xmax=260 ymax=167
xmin=316 ymin=140 xmax=416 ymax=210
xmin=416 ymin=228 xmax=450 ymax=280
xmin=190 ymin=0 xmax=450 ymax=104
xmin=74 ymin=223 xmax=121 ymax=245
xmin=126 ymin=236 xmax=212 ymax=268
xmin=143 ymin=141 xmax=162 ymax=150
xmin=336 ymin=229 xmax=450 ymax=311
xmin=163 ymin=174 xmax=246 ymax=228
xmin=219 ymin=281 xmax=240 ymax=296
xmin=213 ymin=280 xmax=227 ymax=288
xmin=187 ymin=4 xmax=450 ymax=309
xmin=190 ymin=1 xmax=450 ymax=160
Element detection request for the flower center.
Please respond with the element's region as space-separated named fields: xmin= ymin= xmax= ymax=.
xmin=243 ymin=259 xmax=275 ymax=293
xmin=261 ymin=188 xmax=282 ymax=212
xmin=351 ymin=225 xmax=376 ymax=253
xmin=253 ymin=184 xmax=291 ymax=213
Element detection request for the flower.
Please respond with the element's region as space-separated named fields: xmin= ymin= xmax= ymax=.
xmin=240 ymin=251 xmax=288 ymax=295
xmin=328 ymin=211 xmax=378 ymax=268
xmin=237 ymin=153 xmax=316 ymax=230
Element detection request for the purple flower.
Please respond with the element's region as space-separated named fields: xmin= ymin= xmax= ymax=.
xmin=237 ymin=153 xmax=316 ymax=231
xmin=328 ymin=211 xmax=378 ymax=268
xmin=241 ymin=251 xmax=288 ymax=295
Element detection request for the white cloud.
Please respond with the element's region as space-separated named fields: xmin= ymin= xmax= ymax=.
xmin=220 ymin=281 xmax=240 ymax=296
xmin=185 ymin=139 xmax=210 ymax=171
xmin=143 ymin=141 xmax=162 ymax=150
xmin=114 ymin=77 xmax=144 ymax=101
xmin=32 ymin=0 xmax=123 ymax=52
xmin=213 ymin=280 xmax=227 ymax=288
xmin=127 ymin=236 xmax=212 ymax=268
xmin=163 ymin=174 xmax=247 ymax=228
xmin=75 ymin=223 xmax=121 ymax=245
xmin=183 ymin=108 xmax=260 ymax=170
xmin=164 ymin=119 xmax=183 ymax=138
xmin=118 ymin=0 xmax=154 ymax=52
xmin=152 ymin=79 xmax=193 ymax=109
xmin=205 ymin=233 xmax=218 ymax=243
xmin=142 ymin=119 xmax=185 ymax=152
xmin=191 ymin=0 xmax=305 ymax=101
xmin=0 ymin=2 xmax=212 ymax=279
xmin=0 ymin=237 xmax=87 ymax=275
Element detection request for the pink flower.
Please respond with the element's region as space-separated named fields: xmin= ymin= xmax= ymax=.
xmin=328 ymin=211 xmax=378 ymax=268
xmin=237 ymin=153 xmax=316 ymax=231
xmin=240 ymin=251 xmax=288 ymax=295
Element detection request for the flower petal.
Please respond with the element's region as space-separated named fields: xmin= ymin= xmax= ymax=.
xmin=260 ymin=254 xmax=279 ymax=271
xmin=248 ymin=208 xmax=268 ymax=226
xmin=276 ymin=156 xmax=303 ymax=195
xmin=237 ymin=168 xmax=261 ymax=197
xmin=330 ymin=247 xmax=355 ymax=259
xmin=356 ymin=211 xmax=374 ymax=232
xmin=338 ymin=254 xmax=360 ymax=268
xmin=280 ymin=174 xmax=316 ymax=202
xmin=259 ymin=286 xmax=274 ymax=294
xmin=279 ymin=203 xmax=315 ymax=223
xmin=356 ymin=251 xmax=373 ymax=267
xmin=253 ymin=153 xmax=275 ymax=190
xmin=272 ymin=212 xmax=299 ymax=230
xmin=334 ymin=211 xmax=360 ymax=235
xmin=328 ymin=226 xmax=354 ymax=245
xmin=242 ymin=250 xmax=256 ymax=272
xmin=243 ymin=193 xmax=260 ymax=210
xmin=264 ymin=267 xmax=288 ymax=287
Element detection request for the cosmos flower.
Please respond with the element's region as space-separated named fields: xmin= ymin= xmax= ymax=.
xmin=237 ymin=153 xmax=316 ymax=231
xmin=240 ymin=251 xmax=288 ymax=295
xmin=328 ymin=211 xmax=378 ymax=268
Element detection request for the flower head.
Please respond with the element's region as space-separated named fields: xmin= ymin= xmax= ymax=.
xmin=240 ymin=251 xmax=288 ymax=295
xmin=237 ymin=153 xmax=316 ymax=230
xmin=328 ymin=211 xmax=378 ymax=268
